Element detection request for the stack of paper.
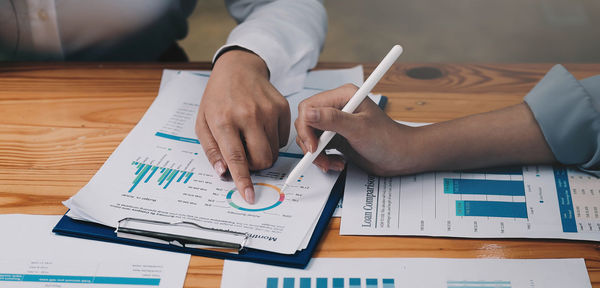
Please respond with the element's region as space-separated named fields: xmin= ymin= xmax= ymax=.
xmin=63 ymin=67 xmax=367 ymax=255
xmin=0 ymin=215 xmax=190 ymax=287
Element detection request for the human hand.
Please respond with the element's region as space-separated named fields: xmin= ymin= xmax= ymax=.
xmin=195 ymin=49 xmax=290 ymax=204
xmin=295 ymin=84 xmax=419 ymax=176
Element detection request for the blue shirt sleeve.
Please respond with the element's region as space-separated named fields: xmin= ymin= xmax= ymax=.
xmin=524 ymin=64 xmax=600 ymax=176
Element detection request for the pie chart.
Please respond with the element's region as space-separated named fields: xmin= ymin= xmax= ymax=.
xmin=226 ymin=182 xmax=285 ymax=212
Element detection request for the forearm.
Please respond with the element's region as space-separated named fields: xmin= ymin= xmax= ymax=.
xmin=407 ymin=103 xmax=556 ymax=174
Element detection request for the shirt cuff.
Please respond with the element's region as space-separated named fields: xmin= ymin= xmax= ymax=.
xmin=524 ymin=64 xmax=600 ymax=172
xmin=212 ymin=38 xmax=306 ymax=96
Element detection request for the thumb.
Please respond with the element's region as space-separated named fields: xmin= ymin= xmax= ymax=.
xmin=304 ymin=107 xmax=359 ymax=139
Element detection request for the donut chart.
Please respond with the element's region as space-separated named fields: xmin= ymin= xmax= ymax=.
xmin=226 ymin=182 xmax=285 ymax=212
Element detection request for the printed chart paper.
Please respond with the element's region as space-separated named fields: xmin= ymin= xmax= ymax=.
xmin=64 ymin=67 xmax=365 ymax=254
xmin=221 ymin=258 xmax=591 ymax=288
xmin=341 ymin=163 xmax=600 ymax=241
xmin=0 ymin=215 xmax=190 ymax=288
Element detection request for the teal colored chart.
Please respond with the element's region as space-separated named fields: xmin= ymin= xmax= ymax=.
xmin=129 ymin=161 xmax=193 ymax=192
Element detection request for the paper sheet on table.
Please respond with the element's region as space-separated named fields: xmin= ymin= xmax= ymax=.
xmin=340 ymin=122 xmax=600 ymax=241
xmin=221 ymin=257 xmax=591 ymax=288
xmin=64 ymin=66 xmax=365 ymax=254
xmin=0 ymin=215 xmax=190 ymax=287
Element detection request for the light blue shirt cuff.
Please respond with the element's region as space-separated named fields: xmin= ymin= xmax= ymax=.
xmin=524 ymin=64 xmax=600 ymax=174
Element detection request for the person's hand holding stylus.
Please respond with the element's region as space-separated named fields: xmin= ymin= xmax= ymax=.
xmin=281 ymin=45 xmax=403 ymax=193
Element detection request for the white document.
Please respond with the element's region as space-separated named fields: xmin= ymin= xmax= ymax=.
xmin=341 ymin=162 xmax=600 ymax=241
xmin=65 ymin=67 xmax=365 ymax=254
xmin=0 ymin=215 xmax=189 ymax=288
xmin=221 ymin=257 xmax=591 ymax=288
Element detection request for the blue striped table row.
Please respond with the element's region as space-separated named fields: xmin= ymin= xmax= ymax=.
xmin=130 ymin=161 xmax=193 ymax=192
xmin=266 ymin=277 xmax=395 ymax=288
xmin=0 ymin=274 xmax=160 ymax=286
xmin=444 ymin=178 xmax=525 ymax=196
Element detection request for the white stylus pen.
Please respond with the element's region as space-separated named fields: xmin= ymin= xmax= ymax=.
xmin=281 ymin=45 xmax=403 ymax=193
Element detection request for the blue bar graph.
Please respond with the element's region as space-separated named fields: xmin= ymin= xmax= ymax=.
xmin=164 ymin=170 xmax=179 ymax=189
xmin=177 ymin=171 xmax=186 ymax=182
xmin=444 ymin=178 xmax=525 ymax=196
xmin=300 ymin=278 xmax=311 ymax=288
xmin=266 ymin=278 xmax=278 ymax=288
xmin=382 ymin=279 xmax=395 ymax=288
xmin=129 ymin=162 xmax=193 ymax=192
xmin=184 ymin=172 xmax=193 ymax=183
xmin=135 ymin=163 xmax=145 ymax=174
xmin=284 ymin=278 xmax=295 ymax=288
xmin=333 ymin=278 xmax=344 ymax=288
xmin=158 ymin=169 xmax=172 ymax=185
xmin=456 ymin=201 xmax=527 ymax=218
xmin=145 ymin=166 xmax=158 ymax=183
xmin=265 ymin=277 xmax=399 ymax=288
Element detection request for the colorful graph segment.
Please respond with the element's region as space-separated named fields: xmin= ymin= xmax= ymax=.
xmin=130 ymin=161 xmax=193 ymax=192
xmin=227 ymin=183 xmax=284 ymax=212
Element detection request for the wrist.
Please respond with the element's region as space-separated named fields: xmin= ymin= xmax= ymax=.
xmin=388 ymin=124 xmax=438 ymax=175
xmin=214 ymin=48 xmax=270 ymax=79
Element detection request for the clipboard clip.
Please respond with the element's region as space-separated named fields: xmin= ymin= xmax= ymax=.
xmin=115 ymin=217 xmax=249 ymax=253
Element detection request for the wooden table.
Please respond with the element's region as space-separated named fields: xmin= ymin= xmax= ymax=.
xmin=1 ymin=62 xmax=599 ymax=287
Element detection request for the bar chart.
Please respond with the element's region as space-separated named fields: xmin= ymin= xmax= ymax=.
xmin=222 ymin=258 xmax=590 ymax=288
xmin=129 ymin=161 xmax=194 ymax=193
xmin=266 ymin=277 xmax=395 ymax=288
xmin=444 ymin=173 xmax=527 ymax=219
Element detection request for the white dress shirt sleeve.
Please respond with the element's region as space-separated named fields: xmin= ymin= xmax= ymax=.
xmin=215 ymin=0 xmax=327 ymax=95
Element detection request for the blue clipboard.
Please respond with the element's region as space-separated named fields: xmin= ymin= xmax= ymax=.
xmin=53 ymin=171 xmax=344 ymax=269
xmin=53 ymin=96 xmax=386 ymax=269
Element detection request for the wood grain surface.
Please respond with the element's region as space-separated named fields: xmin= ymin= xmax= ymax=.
xmin=1 ymin=62 xmax=599 ymax=287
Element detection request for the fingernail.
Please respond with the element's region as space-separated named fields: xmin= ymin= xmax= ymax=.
xmin=304 ymin=141 xmax=313 ymax=153
xmin=321 ymin=167 xmax=328 ymax=173
xmin=306 ymin=108 xmax=320 ymax=122
xmin=214 ymin=161 xmax=226 ymax=176
xmin=245 ymin=187 xmax=255 ymax=204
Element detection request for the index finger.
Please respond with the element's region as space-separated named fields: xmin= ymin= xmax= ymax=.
xmin=295 ymin=84 xmax=359 ymax=152
xmin=210 ymin=123 xmax=255 ymax=204
xmin=302 ymin=84 xmax=359 ymax=110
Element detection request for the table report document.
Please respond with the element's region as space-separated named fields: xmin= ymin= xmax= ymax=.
xmin=0 ymin=215 xmax=189 ymax=288
xmin=221 ymin=258 xmax=591 ymax=288
xmin=64 ymin=67 xmax=370 ymax=255
xmin=341 ymin=162 xmax=600 ymax=241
